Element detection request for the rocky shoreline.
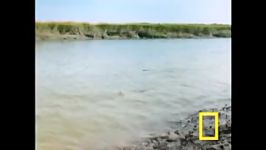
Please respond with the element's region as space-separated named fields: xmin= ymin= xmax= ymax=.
xmin=119 ymin=105 xmax=231 ymax=150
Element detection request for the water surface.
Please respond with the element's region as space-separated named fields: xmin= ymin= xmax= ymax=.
xmin=36 ymin=39 xmax=231 ymax=150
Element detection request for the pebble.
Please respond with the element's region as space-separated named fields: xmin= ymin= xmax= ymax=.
xmin=167 ymin=132 xmax=179 ymax=142
xmin=159 ymin=133 xmax=168 ymax=139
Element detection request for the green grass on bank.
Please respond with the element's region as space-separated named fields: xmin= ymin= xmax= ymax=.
xmin=36 ymin=22 xmax=231 ymax=40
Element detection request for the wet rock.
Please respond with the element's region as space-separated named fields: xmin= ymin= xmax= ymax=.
xmin=181 ymin=138 xmax=188 ymax=146
xmin=167 ymin=142 xmax=182 ymax=150
xmin=223 ymin=143 xmax=231 ymax=150
xmin=185 ymin=145 xmax=194 ymax=150
xmin=157 ymin=141 xmax=168 ymax=150
xmin=174 ymin=131 xmax=185 ymax=140
xmin=166 ymin=132 xmax=179 ymax=142
xmin=206 ymin=144 xmax=224 ymax=150
xmin=159 ymin=133 xmax=168 ymax=139
xmin=206 ymin=148 xmax=217 ymax=150
xmin=143 ymin=146 xmax=153 ymax=150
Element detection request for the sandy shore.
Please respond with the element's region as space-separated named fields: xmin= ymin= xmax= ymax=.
xmin=119 ymin=105 xmax=231 ymax=150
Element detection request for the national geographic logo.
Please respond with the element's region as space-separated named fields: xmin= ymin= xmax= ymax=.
xmin=199 ymin=112 xmax=219 ymax=140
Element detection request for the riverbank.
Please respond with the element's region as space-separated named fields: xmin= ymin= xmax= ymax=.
xmin=36 ymin=22 xmax=231 ymax=40
xmin=119 ymin=104 xmax=231 ymax=150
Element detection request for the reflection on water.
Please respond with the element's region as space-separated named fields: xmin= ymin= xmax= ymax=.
xmin=36 ymin=39 xmax=231 ymax=150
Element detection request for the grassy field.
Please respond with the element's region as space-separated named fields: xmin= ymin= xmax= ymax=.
xmin=36 ymin=22 xmax=231 ymax=40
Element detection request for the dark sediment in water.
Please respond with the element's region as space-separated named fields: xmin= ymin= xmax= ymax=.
xmin=119 ymin=105 xmax=231 ymax=150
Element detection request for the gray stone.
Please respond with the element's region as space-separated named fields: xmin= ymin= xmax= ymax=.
xmin=206 ymin=144 xmax=224 ymax=150
xmin=159 ymin=132 xmax=169 ymax=139
xmin=167 ymin=132 xmax=179 ymax=142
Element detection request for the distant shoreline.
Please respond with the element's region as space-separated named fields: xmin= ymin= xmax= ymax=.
xmin=36 ymin=22 xmax=231 ymax=41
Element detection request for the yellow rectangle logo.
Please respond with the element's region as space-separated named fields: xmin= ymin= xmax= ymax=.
xmin=199 ymin=112 xmax=219 ymax=140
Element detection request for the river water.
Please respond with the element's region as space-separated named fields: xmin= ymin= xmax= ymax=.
xmin=36 ymin=38 xmax=231 ymax=150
